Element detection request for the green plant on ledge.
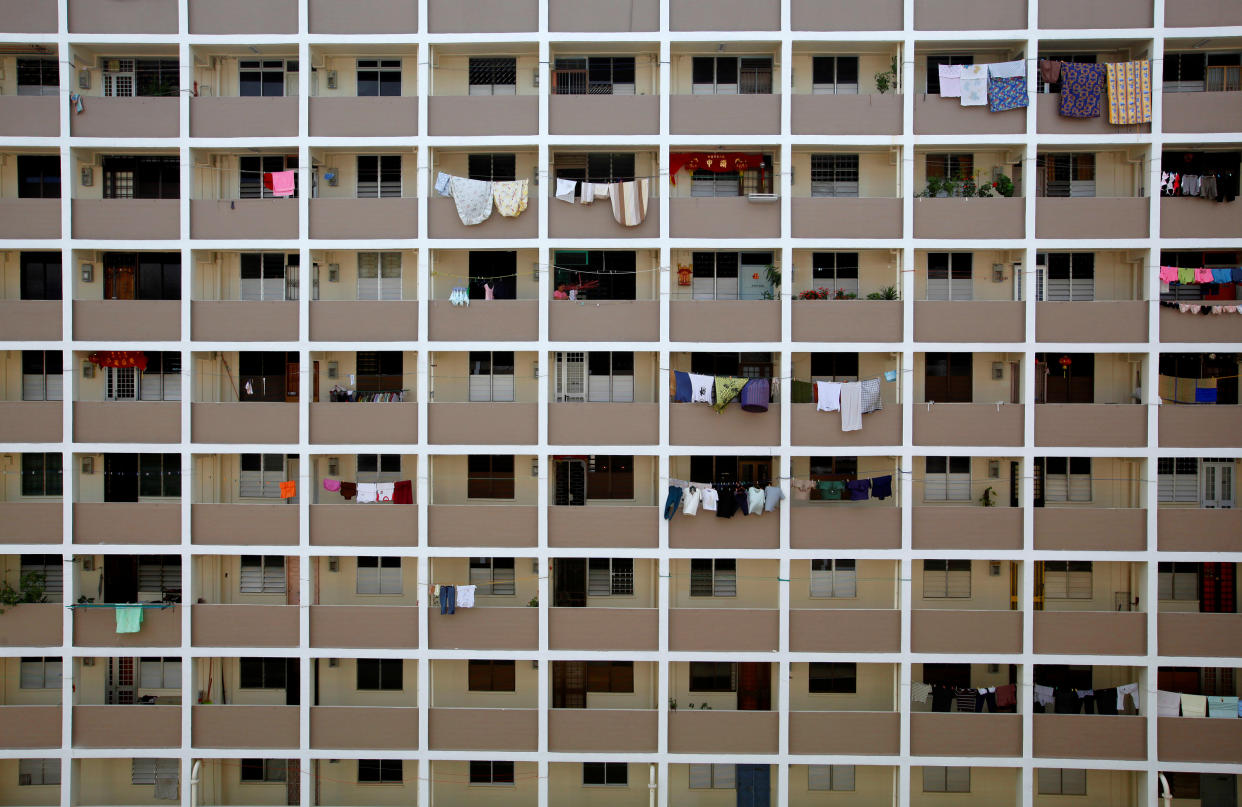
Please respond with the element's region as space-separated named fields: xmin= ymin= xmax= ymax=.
xmin=0 ymin=572 xmax=48 ymax=614
xmin=866 ymin=285 xmax=899 ymax=300
xmin=875 ymin=56 xmax=898 ymax=94
xmin=979 ymin=486 xmax=997 ymax=507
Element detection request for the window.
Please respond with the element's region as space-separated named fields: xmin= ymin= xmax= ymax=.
xmin=140 ymin=352 xmax=181 ymax=401
xmin=690 ymin=558 xmax=736 ymax=597
xmin=356 ymin=155 xmax=401 ymax=198
xmin=20 ymin=252 xmax=62 ymax=300
xmin=468 ymin=250 xmax=517 ymax=300
xmin=925 ymin=352 xmax=972 ymax=403
xmin=21 ymin=555 xmax=63 ymax=596
xmin=1039 ymin=457 xmax=1091 ymax=502
xmin=468 ymin=660 xmax=516 ymax=692
xmin=552 ymin=153 xmax=636 ymax=194
xmin=139 ymin=453 xmax=181 ymax=498
xmin=925 ymin=55 xmax=973 ymax=94
xmin=240 ymin=759 xmax=287 ymax=782
xmin=358 ymin=759 xmax=402 ymax=784
xmin=553 ymin=251 xmax=637 ymax=301
xmin=586 ymin=661 xmax=634 ymax=693
xmin=689 ymin=661 xmax=736 ymax=692
xmin=357 ymin=454 xmax=401 ymax=484
xmin=21 ymin=453 xmax=62 ymax=497
xmin=18 ymin=759 xmax=60 ymax=786
xmin=467 ymin=455 xmax=515 ymax=499
xmin=1165 ymin=52 xmax=1242 ymax=92
xmin=583 ymin=762 xmax=628 ymax=786
xmin=569 ymin=352 xmax=636 ymax=404
xmin=552 ymin=56 xmax=636 ymax=94
xmin=102 ymin=156 xmax=179 ymax=200
xmin=810 ymin=154 xmax=859 ymax=198
xmin=357 ymin=659 xmax=403 ymax=690
xmin=240 ymin=155 xmax=297 ymax=199
xmin=357 ymin=252 xmax=402 ymax=301
xmin=357 ymin=556 xmax=402 ymax=595
xmin=688 ymin=764 xmax=735 ymax=789
xmin=240 ymin=556 xmax=286 ymax=594
xmin=926 ymin=253 xmax=973 ymax=301
xmin=810 ymin=559 xmax=856 ymax=598
xmin=139 ymin=657 xmax=181 ymax=689
xmin=101 ymin=252 xmax=181 ymax=301
xmin=689 ymin=159 xmax=772 ymax=197
xmin=20 ymin=657 xmax=61 ymax=689
xmin=356 ymin=351 xmax=403 ymax=393
xmin=469 ymin=351 xmax=516 ymax=402
xmin=1159 ymin=562 xmax=1199 ymax=601
xmin=239 ymin=658 xmax=287 ymax=689
xmin=16 ymin=57 xmax=58 ymax=96
xmin=240 ymin=59 xmax=295 ymax=97
xmin=923 ymin=559 xmax=971 ymax=598
xmin=692 ymin=251 xmax=774 ymax=299
xmin=1043 ymin=561 xmax=1093 ymax=599
xmin=924 ymin=456 xmax=971 ymax=501
xmin=809 ymin=662 xmax=856 ymax=694
xmin=1158 ymin=458 xmax=1199 ymax=502
xmin=809 ymin=252 xmax=859 ymax=297
xmin=131 ymin=759 xmax=178 ymax=785
xmin=923 ymin=767 xmax=970 ymax=793
xmin=925 ymin=153 xmax=974 ymax=182
xmin=812 ymin=56 xmax=859 ymax=94
xmin=17 ymin=155 xmax=60 ymax=199
xmin=1040 ymin=153 xmax=1096 ymax=197
xmin=469 ymin=57 xmax=517 ymax=95
xmin=1038 ymin=252 xmax=1095 ymax=301
xmin=357 ymin=59 xmax=400 ymax=96
xmin=240 ymin=454 xmax=285 ymax=498
xmin=21 ymin=351 xmax=62 ymax=401
xmin=1037 ymin=769 xmax=1087 ymax=796
xmin=137 ymin=555 xmax=182 ymax=598
xmin=808 ymin=765 xmax=855 ymax=791
xmin=467 ymin=153 xmax=517 ymax=182
xmin=692 ymin=56 xmax=772 ymax=94
xmin=102 ymin=58 xmax=179 ymax=97
xmin=588 ymin=558 xmax=635 ymax=596
xmin=469 ymin=557 xmax=516 ymax=595
xmin=470 ymin=761 xmax=515 ymax=784
xmin=240 ymin=253 xmax=298 ymax=302
xmin=810 ymin=353 xmax=860 ymax=381
xmin=588 ymin=455 xmax=634 ymax=500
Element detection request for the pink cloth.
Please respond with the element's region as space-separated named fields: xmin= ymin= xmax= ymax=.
xmin=484 ymin=283 xmax=495 ymax=301
xmin=264 ymin=170 xmax=295 ymax=197
xmin=1195 ymin=268 xmax=1214 ymax=283
xmin=322 ymin=478 xmax=341 ymax=492
xmin=1159 ymin=266 xmax=1179 ymax=283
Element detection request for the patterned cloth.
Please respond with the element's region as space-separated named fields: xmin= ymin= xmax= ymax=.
xmin=959 ymin=64 xmax=988 ymax=106
xmin=713 ymin=376 xmax=748 ymax=413
xmin=610 ymin=178 xmax=650 ymax=226
xmin=1059 ymin=62 xmax=1106 ymax=118
xmin=1105 ymin=60 xmax=1152 ymax=124
xmin=434 ymin=171 xmax=453 ymax=197
xmin=988 ymin=76 xmax=1028 ymax=112
xmin=493 ymin=179 xmax=528 ymax=217
xmin=448 ymin=176 xmax=493 ymax=225
xmin=859 ymin=378 xmax=884 ymax=414
xmin=988 ymin=59 xmax=1025 ymax=79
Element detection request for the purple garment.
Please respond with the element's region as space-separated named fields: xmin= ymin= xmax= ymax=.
xmin=735 ymin=490 xmax=749 ymax=516
xmin=871 ymin=475 xmax=893 ymax=500
xmin=846 ymin=479 xmax=871 ymax=501
xmin=322 ymin=478 xmax=341 ymax=492
xmin=1058 ymin=62 xmax=1106 ymax=118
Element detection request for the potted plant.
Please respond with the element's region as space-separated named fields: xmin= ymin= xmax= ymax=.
xmin=866 ymin=285 xmax=899 ymax=300
xmin=0 ymin=572 xmax=47 ymax=614
xmin=979 ymin=486 xmax=996 ymax=507
xmin=875 ymin=56 xmax=898 ymax=94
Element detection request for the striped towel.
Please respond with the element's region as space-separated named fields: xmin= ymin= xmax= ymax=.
xmin=1106 ymin=60 xmax=1151 ymax=124
xmin=610 ymin=178 xmax=650 ymax=227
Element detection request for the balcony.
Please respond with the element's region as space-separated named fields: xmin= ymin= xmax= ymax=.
xmin=913 ymin=198 xmax=1025 ymax=239
xmin=548 ymin=608 xmax=658 ymax=650
xmin=427 ymin=96 xmax=537 ymax=136
xmin=191 ymin=199 xmax=298 ymax=240
xmin=669 ymin=507 xmax=779 ymax=549
xmin=1158 ymin=613 xmax=1242 ymax=658
xmin=0 ymin=705 xmax=61 ymax=749
xmin=73 ymin=300 xmax=179 ymax=340
xmin=428 ymin=505 xmax=538 ymax=547
xmin=72 ymin=199 xmax=179 ymax=240
xmin=1038 ymin=301 xmax=1148 ymax=343
xmin=191 ymin=301 xmax=298 ymax=341
xmin=0 ymin=402 xmax=62 ymax=443
xmin=1160 ymin=405 xmax=1242 ymax=448
xmin=188 ymin=0 xmax=297 ymax=32
xmin=1034 ymin=508 xmax=1146 ymax=551
xmin=1035 ymin=404 xmax=1147 ymax=447
xmin=670 ymin=95 xmax=781 ymax=135
xmin=1161 ymin=197 xmax=1240 ymax=238
xmin=548 ymin=403 xmax=658 ymax=445
xmin=311 ymin=706 xmax=418 ymax=749
xmin=670 ymin=609 xmax=778 ymax=651
xmin=193 ymin=705 xmax=299 ymax=748
xmin=914 ymin=301 xmax=1025 ymax=342
xmin=549 ymin=300 xmax=659 ymax=341
xmin=1041 ymin=0 xmax=1151 ymax=25
xmin=68 ymin=0 xmax=178 ymax=33
xmin=428 ymin=608 xmax=538 ymax=650
xmin=310 ymin=605 xmax=418 ymax=648
xmin=71 ymin=97 xmax=179 ymax=138
xmin=912 ymin=507 xmax=1023 ymax=550
xmin=668 ymin=711 xmax=779 ymax=754
xmin=309 ymin=0 xmax=419 ymax=33
xmin=1 ymin=0 xmax=57 ymax=32
xmin=74 ymin=705 xmax=180 ymax=748
xmin=548 ymin=196 xmax=660 ymax=238
xmin=549 ymin=95 xmax=659 ymax=136
xmin=309 ymin=198 xmax=418 ymax=239
xmin=791 ymin=506 xmax=900 ymax=549
xmin=310 ymin=301 xmax=418 ymax=342
xmin=74 ymin=502 xmax=180 ymax=544
xmin=790 ymin=712 xmax=899 ymax=755
xmin=426 ymin=300 xmax=538 ymax=341
xmin=428 ymin=708 xmax=537 ymax=751
xmin=428 ymin=197 xmax=538 ymax=239
xmin=310 ymin=403 xmax=418 ymax=444
xmin=1157 ymin=508 xmax=1241 ymax=552
xmin=549 ymin=0 xmax=657 ymax=30
xmin=547 ymin=505 xmax=658 ymax=549
xmin=792 ymin=95 xmax=902 ymax=136
xmin=1035 ymin=715 xmax=1146 ymax=760
xmin=0 ymin=200 xmax=59 ymax=239
xmin=1036 ymin=198 xmax=1149 ymax=239
xmin=911 ymin=713 xmax=1022 ymax=757
xmin=73 ymin=402 xmax=180 ymax=443
xmin=1036 ymin=95 xmax=1149 ymax=135
xmin=73 ymin=604 xmax=181 ymax=647
xmin=669 ymin=301 xmax=781 ymax=342
xmin=1159 ymin=717 xmax=1242 ymax=763
xmin=192 ymin=403 xmax=299 ymax=443
xmin=910 ymin=610 xmax=1023 ymax=654
xmin=913 ymin=403 xmax=1024 ymax=447
xmin=914 ymin=0 xmax=1026 ymax=28
xmin=792 ymin=300 xmax=903 ymax=342
xmin=669 ymin=197 xmax=781 ymax=239
xmin=192 ymin=503 xmax=298 ymax=546
xmin=790 ymin=404 xmax=903 ymax=447
xmin=428 ymin=403 xmax=537 ymax=445
xmin=792 ymin=0 xmax=902 ymax=29
xmin=0 ymin=97 xmax=59 ymax=137
xmin=669 ymin=403 xmax=781 ymax=446
xmin=789 ymin=610 xmax=901 ymax=653
xmin=549 ymin=709 xmax=658 ymax=753
xmin=0 ymin=502 xmax=63 ymax=544
xmin=189 ymin=97 xmax=298 ymax=138
xmin=0 ymin=603 xmax=62 ymax=646
xmin=310 ymin=504 xmax=416 ymax=547
xmin=1166 ymin=0 xmax=1242 ymax=24
xmin=1034 ymin=612 xmax=1146 ymax=655
xmin=791 ymin=198 xmax=902 ymax=239
xmin=914 ymin=96 xmax=1026 ymax=135
xmin=192 ymin=604 xmax=298 ymax=647
xmin=1160 ymin=305 xmax=1242 ymax=343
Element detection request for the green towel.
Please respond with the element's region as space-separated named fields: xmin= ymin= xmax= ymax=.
xmin=791 ymin=379 xmax=813 ymax=404
xmin=713 ymin=376 xmax=748 ymax=413
xmin=115 ymin=605 xmax=144 ymax=634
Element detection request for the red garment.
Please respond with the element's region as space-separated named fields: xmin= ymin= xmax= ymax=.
xmin=995 ymin=683 xmax=1017 ymax=708
xmin=392 ymin=480 xmax=413 ymax=505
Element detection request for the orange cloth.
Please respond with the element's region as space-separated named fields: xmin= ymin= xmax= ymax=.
xmin=279 ymin=481 xmax=296 ymax=499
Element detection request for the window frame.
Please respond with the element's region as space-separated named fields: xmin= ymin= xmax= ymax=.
xmin=925 ymin=55 xmax=973 ymax=94
xmin=810 ymin=153 xmax=860 ymax=198
xmin=1037 ymin=768 xmax=1087 ymax=796
xmin=923 ymin=766 xmax=970 ymax=793
xmin=356 ymin=58 xmax=401 ymax=97
xmin=137 ymin=554 xmax=182 ymax=599
xmin=587 ymin=455 xmax=634 ymax=500
xmin=467 ymin=660 xmax=517 ymax=692
xmin=467 ymin=455 xmax=516 ymax=500
xmin=468 ymin=351 xmax=516 ymax=402
xmin=17 ymin=155 xmax=61 ymax=199
xmin=16 ymin=57 xmax=59 ymax=95
xmin=356 ymin=658 xmax=404 ymax=691
xmin=18 ymin=758 xmax=60 ymax=786
xmin=239 ymin=155 xmax=298 ymax=200
xmin=21 ymin=554 xmax=63 ymax=596
xmin=688 ymin=764 xmax=736 ymax=789
xmin=925 ymin=252 xmax=973 ymax=301
xmin=138 ymin=453 xmax=181 ymax=499
xmin=468 ymin=57 xmax=518 ymax=96
xmin=1157 ymin=457 xmax=1199 ymax=502
xmin=21 ymin=351 xmax=63 ymax=402
xmin=808 ymin=661 xmax=857 ymax=694
xmin=585 ymin=660 xmax=634 ymax=693
xmin=21 ymin=452 xmax=63 ymax=497
xmin=690 ymin=558 xmax=736 ymax=597
xmin=1042 ymin=560 xmax=1094 ymax=600
xmin=138 ymin=656 xmax=181 ymax=689
xmin=582 ymin=761 xmax=628 ymax=787
xmin=808 ymin=764 xmax=855 ymax=792
xmin=356 ymin=556 xmax=402 ymax=595
xmin=20 ymin=657 xmax=62 ymax=689
xmin=691 ymin=55 xmax=772 ymax=94
xmin=922 ymin=559 xmax=972 ymax=598
xmin=1040 ymin=456 xmax=1092 ymax=502
xmin=810 ymin=558 xmax=857 ymax=598
xmin=239 ymin=58 xmax=296 ymax=97
xmin=688 ymin=661 xmax=736 ymax=692
xmin=356 ymin=154 xmax=402 ymax=199
xmin=469 ymin=760 xmax=516 ymax=785
xmin=240 ymin=453 xmax=286 ymax=499
xmin=20 ymin=252 xmax=62 ymax=300
xmin=923 ymin=456 xmax=972 ymax=501
xmin=469 ymin=557 xmax=516 ymax=595
xmin=131 ymin=758 xmax=178 ymax=786
xmin=587 ymin=557 xmax=635 ymax=596
xmin=240 ymin=759 xmax=287 ymax=783
xmin=357 ymin=759 xmax=402 ymax=784
xmin=1038 ymin=252 xmax=1095 ymax=302
xmin=238 ymin=658 xmax=288 ymax=690
xmin=811 ymin=55 xmax=860 ymax=94
xmin=356 ymin=252 xmax=402 ymax=301
xmin=356 ymin=453 xmax=401 ymax=484
xmin=240 ymin=555 xmax=286 ymax=595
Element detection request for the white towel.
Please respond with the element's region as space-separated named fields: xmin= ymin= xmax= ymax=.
xmin=356 ymin=482 xmax=378 ymax=503
xmin=456 ymin=584 xmax=476 ymax=608
xmin=555 ymin=178 xmax=577 ymax=203
xmin=959 ymin=64 xmax=988 ymax=106
xmin=839 ymin=381 xmax=863 ymax=432
xmin=1157 ymin=689 xmax=1181 ymax=717
xmin=591 ymin=182 xmax=611 ymax=200
xmin=815 ymin=381 xmax=842 ymax=412
xmin=580 ymin=182 xmax=595 ymax=204
xmin=911 ymin=681 xmax=932 ymax=703
xmin=988 ymin=59 xmax=1026 ymax=78
xmin=1033 ymin=684 xmax=1054 ymax=706
xmin=688 ymin=373 xmax=714 ymax=404
xmin=938 ymin=64 xmax=964 ymax=97
xmin=375 ymin=482 xmax=395 ymax=502
xmin=1181 ymin=693 xmax=1207 ymax=718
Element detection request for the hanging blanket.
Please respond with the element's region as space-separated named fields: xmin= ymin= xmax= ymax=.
xmin=988 ymin=76 xmax=1028 ymax=111
xmin=959 ymin=65 xmax=988 ymax=106
xmin=1105 ymin=60 xmax=1152 ymax=124
xmin=1059 ymin=63 xmax=1106 ymax=118
xmin=713 ymin=376 xmax=748 ymax=413
xmin=610 ymin=178 xmax=650 ymax=226
xmin=493 ymin=179 xmax=529 ymax=217
xmin=449 ymin=176 xmax=493 ymax=225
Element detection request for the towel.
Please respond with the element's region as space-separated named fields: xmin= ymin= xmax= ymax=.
xmin=1039 ymin=59 xmax=1062 ymax=84
xmin=816 ymin=381 xmax=842 ymax=412
xmin=859 ymin=378 xmax=883 ymax=413
xmin=839 ymin=381 xmax=863 ymax=431
xmin=115 ymin=605 xmax=144 ymax=634
xmin=279 ymin=480 xmax=296 ymax=499
xmin=1207 ymin=696 xmax=1238 ymax=718
xmin=988 ymin=76 xmax=1028 ymax=111
xmin=493 ymin=179 xmax=529 ymax=217
xmin=263 ymin=170 xmax=296 ymax=197
xmin=911 ymin=682 xmax=933 ymax=703
xmin=959 ymin=64 xmax=988 ymax=106
xmin=938 ymin=64 xmax=963 ymax=97
xmin=456 ymin=584 xmax=476 ymax=608
xmin=356 ymin=482 xmax=378 ymax=503
xmin=392 ymin=480 xmax=413 ymax=504
xmin=1105 ymin=60 xmax=1152 ymax=124
xmin=448 ymin=176 xmax=494 ymax=226
xmin=713 ymin=377 xmax=748 ymax=413
xmin=591 ymin=182 xmax=611 ymax=200
xmin=610 ymin=178 xmax=649 ymax=227
xmin=1156 ymin=689 xmax=1181 ymax=716
xmin=580 ymin=182 xmax=595 ymax=204
xmin=322 ymin=478 xmax=341 ymax=492
xmin=688 ymin=373 xmax=714 ymax=404
xmin=1033 ymin=684 xmax=1054 ymax=706
xmin=988 ymin=59 xmax=1025 ymax=79
xmin=1181 ymin=693 xmax=1207 ymax=718
xmin=375 ymin=482 xmax=395 ymax=502
xmin=995 ymin=683 xmax=1017 ymax=708
xmin=674 ymin=371 xmax=693 ymax=403
xmin=434 ymin=171 xmax=453 ymax=197
xmin=1059 ymin=62 xmax=1106 ymax=118
xmin=555 ymin=178 xmax=577 ymax=203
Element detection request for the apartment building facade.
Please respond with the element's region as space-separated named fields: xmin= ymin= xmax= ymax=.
xmin=0 ymin=0 xmax=1240 ymax=804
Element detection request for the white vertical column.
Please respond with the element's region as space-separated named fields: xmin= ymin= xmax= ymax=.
xmin=777 ymin=1 xmax=793 ymax=801
xmin=655 ymin=3 xmax=671 ymax=800
xmin=415 ymin=0 xmax=432 ymax=801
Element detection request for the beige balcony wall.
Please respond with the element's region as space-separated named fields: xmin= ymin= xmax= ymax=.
xmin=910 ymin=714 xmax=1023 ymax=756
xmin=431 ymin=659 xmax=539 ymax=708
xmin=68 ymin=0 xmax=177 ymax=32
xmin=789 ymin=610 xmax=901 ymax=653
xmin=428 ymin=0 xmax=537 ymax=33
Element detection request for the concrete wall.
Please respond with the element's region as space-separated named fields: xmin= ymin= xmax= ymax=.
xmin=316 ymin=658 xmax=417 ymax=706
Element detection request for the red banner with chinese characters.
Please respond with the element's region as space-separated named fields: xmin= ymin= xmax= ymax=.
xmin=669 ymin=152 xmax=766 ymax=184
xmin=88 ymin=351 xmax=148 ymax=370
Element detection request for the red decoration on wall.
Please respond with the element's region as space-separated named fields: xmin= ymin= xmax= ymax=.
xmin=669 ymin=152 xmax=766 ymax=184
xmin=88 ymin=351 xmax=148 ymax=370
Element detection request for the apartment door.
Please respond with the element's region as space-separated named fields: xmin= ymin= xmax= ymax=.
xmin=285 ymin=762 xmax=300 ymax=806
xmin=104 ymin=260 xmax=136 ymax=300
xmin=1040 ymin=353 xmax=1094 ymax=403
xmin=1010 ymin=362 xmax=1021 ymax=403
xmin=284 ymin=658 xmax=300 ymax=705
xmin=1201 ymin=775 xmax=1237 ymax=807
xmin=924 ymin=353 xmax=972 ymax=402
xmin=103 ymin=555 xmax=138 ymax=603
xmin=555 ymin=352 xmax=586 ymax=402
xmin=1202 ymin=460 xmax=1235 ymax=508
xmin=736 ymin=662 xmax=771 ymax=710
xmin=106 ymin=657 xmax=137 ymax=704
xmin=738 ymin=458 xmax=772 ymax=487
xmin=104 ymin=453 xmax=139 ymax=502
xmin=551 ymin=660 xmax=586 ymax=708
xmin=736 ymin=765 xmax=771 ymax=807
xmin=239 ymin=352 xmax=289 ymax=401
xmin=1200 ymin=563 xmax=1236 ymax=613
xmin=285 ymin=361 xmax=299 ymax=403
xmin=1009 ymin=461 xmax=1021 ymax=507
xmin=553 ymin=558 xmax=587 ymax=607
xmin=554 ymin=459 xmax=586 ymax=506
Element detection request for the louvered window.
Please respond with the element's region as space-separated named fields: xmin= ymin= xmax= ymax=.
xmin=808 ymin=765 xmax=855 ymax=791
xmin=131 ymin=758 xmax=178 ymax=785
xmin=356 ymin=556 xmax=401 ymax=595
xmin=469 ymin=557 xmax=516 ymax=595
xmin=139 ymin=657 xmax=181 ymax=688
xmin=356 ymin=252 xmax=402 ymax=301
xmin=1037 ymin=769 xmax=1087 ymax=796
xmin=469 ymin=351 xmax=515 ymax=402
xmin=22 ymin=351 xmax=62 ymax=401
xmin=21 ymin=555 xmax=63 ymax=595
xmin=20 ymin=657 xmax=61 ymax=689
xmin=587 ymin=558 xmax=633 ymax=596
xmin=1039 ymin=252 xmax=1095 ymax=301
xmin=923 ymin=559 xmax=971 ymax=598
xmin=240 ymin=253 xmax=291 ymax=301
xmin=926 ymin=252 xmax=973 ymax=301
xmin=688 ymin=764 xmax=735 ymax=789
xmin=356 ymin=155 xmax=401 ymax=198
xmin=587 ymin=352 xmax=634 ymax=403
xmin=1043 ymin=560 xmax=1093 ymax=599
xmin=357 ymin=454 xmax=401 ymax=484
xmin=137 ymin=555 xmax=181 ymax=598
xmin=240 ymin=454 xmax=285 ymax=498
xmin=1158 ymin=562 xmax=1199 ymax=601
xmin=810 ymin=559 xmax=856 ymax=598
xmin=924 ymin=456 xmax=971 ymax=501
xmin=810 ymin=154 xmax=859 ymax=197
xmin=688 ymin=662 xmax=736 ymax=692
xmin=690 ymin=558 xmax=736 ymax=597
xmin=923 ymin=767 xmax=970 ymax=793
xmin=468 ymin=58 xmax=517 ymax=95
xmin=1157 ymin=457 xmax=1199 ymax=502
xmin=1041 ymin=457 xmax=1092 ymax=502
xmin=240 ymin=555 xmax=286 ymax=594
xmin=18 ymin=759 xmax=60 ymax=786
xmin=812 ymin=56 xmax=859 ymax=94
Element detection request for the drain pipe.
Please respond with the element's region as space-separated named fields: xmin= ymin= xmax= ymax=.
xmin=649 ymin=763 xmax=657 ymax=807
xmin=190 ymin=760 xmax=202 ymax=807
xmin=1158 ymin=772 xmax=1172 ymax=807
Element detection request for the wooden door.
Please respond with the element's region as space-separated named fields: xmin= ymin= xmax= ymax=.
xmin=738 ymin=458 xmax=772 ymax=487
xmin=925 ymin=353 xmax=972 ymax=402
xmin=104 ymin=263 xmax=136 ymax=300
xmin=737 ymin=662 xmax=771 ymax=711
xmin=552 ymin=660 xmax=586 ymax=708
xmin=285 ymin=361 xmax=299 ymax=403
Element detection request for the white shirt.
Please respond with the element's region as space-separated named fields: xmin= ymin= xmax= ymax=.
xmin=688 ymin=373 xmax=714 ymax=404
xmin=682 ymin=486 xmax=701 ymax=516
xmin=356 ymin=482 xmax=378 ymax=503
xmin=456 ymin=585 xmax=476 ymax=608
xmin=375 ymin=482 xmax=395 ymax=502
xmin=701 ymin=488 xmax=719 ymax=511
xmin=747 ymin=486 xmax=765 ymax=515
xmin=816 ymin=381 xmax=842 ymax=412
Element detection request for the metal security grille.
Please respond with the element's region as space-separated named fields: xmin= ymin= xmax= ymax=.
xmin=468 ymin=57 xmax=517 ymax=94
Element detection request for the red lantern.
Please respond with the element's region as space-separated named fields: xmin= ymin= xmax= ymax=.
xmin=677 ymin=265 xmax=692 ymax=286
xmin=1058 ymin=355 xmax=1072 ymax=379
